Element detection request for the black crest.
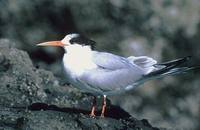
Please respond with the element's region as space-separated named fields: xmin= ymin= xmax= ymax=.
xmin=69 ymin=34 xmax=96 ymax=49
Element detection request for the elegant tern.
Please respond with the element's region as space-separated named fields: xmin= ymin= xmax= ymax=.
xmin=37 ymin=33 xmax=197 ymax=117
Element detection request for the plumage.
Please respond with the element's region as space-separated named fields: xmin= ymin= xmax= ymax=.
xmin=77 ymin=51 xmax=145 ymax=95
xmin=37 ymin=33 xmax=197 ymax=117
xmin=127 ymin=56 xmax=158 ymax=74
xmin=61 ymin=37 xmax=194 ymax=95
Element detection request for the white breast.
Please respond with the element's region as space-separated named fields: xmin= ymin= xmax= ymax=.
xmin=63 ymin=45 xmax=97 ymax=77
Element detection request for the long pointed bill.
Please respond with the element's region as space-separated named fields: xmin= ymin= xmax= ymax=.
xmin=37 ymin=41 xmax=66 ymax=47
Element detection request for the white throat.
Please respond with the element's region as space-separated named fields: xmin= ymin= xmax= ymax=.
xmin=63 ymin=44 xmax=97 ymax=76
xmin=64 ymin=44 xmax=92 ymax=53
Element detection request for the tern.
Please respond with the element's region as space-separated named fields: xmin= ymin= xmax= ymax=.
xmin=37 ymin=33 xmax=197 ymax=117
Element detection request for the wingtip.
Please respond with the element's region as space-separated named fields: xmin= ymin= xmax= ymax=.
xmin=190 ymin=64 xmax=200 ymax=70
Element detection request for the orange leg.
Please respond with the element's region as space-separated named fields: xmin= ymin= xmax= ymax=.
xmin=101 ymin=95 xmax=107 ymax=117
xmin=90 ymin=96 xmax=96 ymax=118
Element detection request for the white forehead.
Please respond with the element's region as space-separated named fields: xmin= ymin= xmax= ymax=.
xmin=61 ymin=33 xmax=79 ymax=44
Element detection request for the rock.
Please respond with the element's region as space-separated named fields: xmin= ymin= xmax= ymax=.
xmin=0 ymin=39 xmax=87 ymax=109
xmin=1 ymin=1 xmax=200 ymax=129
xmin=0 ymin=106 xmax=160 ymax=130
xmin=0 ymin=39 xmax=162 ymax=130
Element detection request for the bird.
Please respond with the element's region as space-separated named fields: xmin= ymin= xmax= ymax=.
xmin=37 ymin=33 xmax=197 ymax=117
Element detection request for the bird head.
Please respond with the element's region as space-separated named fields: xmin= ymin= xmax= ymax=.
xmin=37 ymin=33 xmax=95 ymax=49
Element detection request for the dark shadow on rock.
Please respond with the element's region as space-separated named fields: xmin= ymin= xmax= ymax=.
xmin=28 ymin=102 xmax=131 ymax=119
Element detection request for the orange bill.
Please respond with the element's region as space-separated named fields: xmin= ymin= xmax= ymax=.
xmin=37 ymin=41 xmax=66 ymax=47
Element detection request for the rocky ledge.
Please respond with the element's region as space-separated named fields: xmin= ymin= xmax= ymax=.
xmin=0 ymin=39 xmax=163 ymax=130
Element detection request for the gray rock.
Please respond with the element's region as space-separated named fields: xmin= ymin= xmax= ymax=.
xmin=0 ymin=39 xmax=161 ymax=130
xmin=0 ymin=106 xmax=160 ymax=130
xmin=0 ymin=38 xmax=88 ymax=109
xmin=1 ymin=1 xmax=200 ymax=129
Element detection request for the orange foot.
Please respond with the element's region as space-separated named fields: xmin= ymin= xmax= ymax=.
xmin=89 ymin=96 xmax=96 ymax=118
xmin=89 ymin=106 xmax=96 ymax=118
xmin=100 ymin=95 xmax=107 ymax=118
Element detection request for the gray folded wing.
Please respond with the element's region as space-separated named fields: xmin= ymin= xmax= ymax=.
xmin=127 ymin=56 xmax=157 ymax=74
xmin=78 ymin=51 xmax=144 ymax=93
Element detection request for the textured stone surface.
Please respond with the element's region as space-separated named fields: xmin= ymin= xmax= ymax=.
xmin=0 ymin=1 xmax=200 ymax=129
xmin=0 ymin=106 xmax=160 ymax=130
xmin=0 ymin=39 xmax=161 ymax=130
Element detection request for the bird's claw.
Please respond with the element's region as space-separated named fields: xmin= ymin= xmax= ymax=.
xmin=89 ymin=113 xmax=96 ymax=118
xmin=100 ymin=114 xmax=105 ymax=118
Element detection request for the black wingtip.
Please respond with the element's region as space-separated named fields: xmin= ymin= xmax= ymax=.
xmin=189 ymin=64 xmax=200 ymax=70
xmin=155 ymin=56 xmax=192 ymax=67
xmin=147 ymin=56 xmax=193 ymax=77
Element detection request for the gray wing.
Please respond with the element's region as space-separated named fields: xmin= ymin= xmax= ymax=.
xmin=127 ymin=56 xmax=157 ymax=74
xmin=78 ymin=51 xmax=144 ymax=93
xmin=92 ymin=51 xmax=133 ymax=70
